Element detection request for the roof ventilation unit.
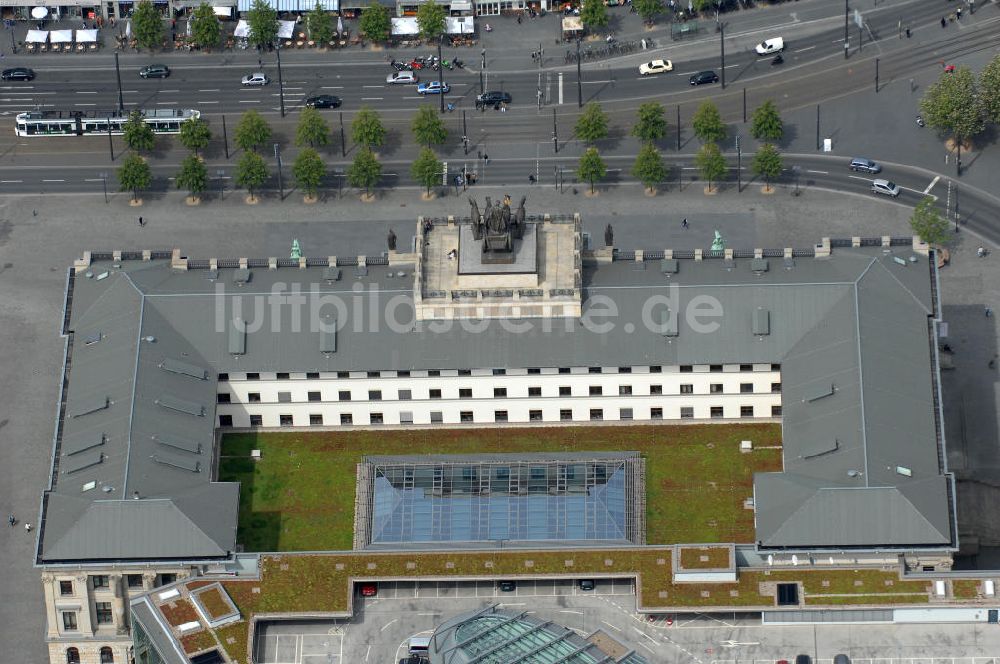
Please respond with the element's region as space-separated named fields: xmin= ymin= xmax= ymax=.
xmin=895 ymin=466 xmax=912 ymax=477
xmin=660 ymin=259 xmax=678 ymax=275
xmin=660 ymin=309 xmax=678 ymax=337
xmin=159 ymin=358 xmax=209 ymax=380
xmin=229 ymin=318 xmax=246 ymax=355
xmin=752 ymin=309 xmax=770 ymax=336
xmin=233 ymin=268 xmax=251 ymax=285
xmin=750 ymin=258 xmax=769 ymax=273
xmin=323 ymin=267 xmax=342 ymax=283
xmin=320 ymin=315 xmax=337 ymax=354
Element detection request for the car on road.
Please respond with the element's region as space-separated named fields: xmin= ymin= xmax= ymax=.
xmin=417 ymin=81 xmax=450 ymax=95
xmin=871 ymin=179 xmax=900 ymax=197
xmin=1 ymin=67 xmax=35 ymax=81
xmin=387 ymin=71 xmax=419 ymax=85
xmin=241 ymin=72 xmax=270 ymax=86
xmin=139 ymin=64 xmax=170 ymax=79
xmin=755 ymin=37 xmax=784 ymax=55
xmin=578 ymin=579 xmax=595 ymax=591
xmin=850 ymin=157 xmax=881 ymax=173
xmin=476 ymin=90 xmax=512 ymax=107
xmin=304 ymin=94 xmax=342 ymax=109
xmin=359 ymin=582 xmax=377 ymax=597
xmin=498 ymin=580 xmax=517 ymax=592
xmin=639 ymin=59 xmax=673 ymax=76
xmin=689 ymin=70 xmax=719 ymax=85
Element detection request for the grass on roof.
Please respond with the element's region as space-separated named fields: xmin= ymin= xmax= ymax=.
xmin=159 ymin=599 xmax=199 ymax=627
xmin=180 ymin=629 xmax=218 ymax=655
xmin=218 ymin=423 xmax=782 ymax=552
xmin=952 ymin=579 xmax=981 ymax=599
xmin=679 ymin=546 xmax=731 ymax=569
xmin=195 ymin=585 xmax=233 ymax=620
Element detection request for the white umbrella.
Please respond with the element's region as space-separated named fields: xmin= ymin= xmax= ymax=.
xmin=186 ymin=18 xmax=192 ymax=37
xmin=31 ymin=6 xmax=48 ymax=19
xmin=125 ymin=19 xmax=131 ymax=40
xmin=337 ymin=16 xmax=343 ymax=35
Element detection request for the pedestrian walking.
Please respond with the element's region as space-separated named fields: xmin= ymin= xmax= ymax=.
xmin=24 ymin=522 xmax=31 ymax=533
xmin=137 ymin=216 xmax=144 ymax=227
xmin=905 ymin=27 xmax=911 ymax=38
xmin=986 ymin=307 xmax=993 ymax=318
xmin=7 ymin=514 xmax=14 ymax=527
xmin=484 ymin=154 xmax=490 ymax=166
xmin=528 ymin=174 xmax=536 ymax=184
xmin=258 ymin=58 xmax=263 ymax=68
xmin=956 ymin=7 xmax=962 ymax=19
xmin=681 ymin=218 xmax=689 ymax=229
xmin=978 ymin=246 xmax=986 ymax=258
xmin=941 ymin=16 xmax=947 ymax=28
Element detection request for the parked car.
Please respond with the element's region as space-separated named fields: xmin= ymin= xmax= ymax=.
xmin=304 ymin=94 xmax=342 ymax=109
xmin=755 ymin=37 xmax=784 ymax=55
xmin=850 ymin=157 xmax=881 ymax=173
xmin=359 ymin=582 xmax=378 ymax=597
xmin=871 ymin=179 xmax=900 ymax=197
xmin=139 ymin=64 xmax=170 ymax=79
xmin=241 ymin=72 xmax=269 ymax=86
xmin=833 ymin=655 xmax=850 ymax=664
xmin=795 ymin=656 xmax=811 ymax=664
xmin=639 ymin=59 xmax=673 ymax=76
xmin=578 ymin=579 xmax=595 ymax=591
xmin=387 ymin=71 xmax=418 ymax=85
xmin=417 ymin=81 xmax=450 ymax=95
xmin=498 ymin=580 xmax=517 ymax=592
xmin=689 ymin=70 xmax=719 ymax=85
xmin=476 ymin=90 xmax=512 ymax=107
xmin=1 ymin=67 xmax=35 ymax=81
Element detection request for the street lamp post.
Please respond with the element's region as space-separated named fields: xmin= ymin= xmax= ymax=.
xmin=222 ymin=115 xmax=229 ymax=159
xmin=437 ymin=36 xmax=445 ymax=114
xmin=114 ymin=51 xmax=125 ymax=113
xmin=217 ymin=169 xmax=226 ymax=200
xmin=99 ymin=172 xmax=108 ymax=203
xmin=735 ymin=135 xmax=741 ymax=193
xmin=719 ymin=23 xmax=725 ymax=89
xmin=576 ymin=37 xmax=582 ymax=108
xmin=339 ymin=112 xmax=346 ymax=157
xmin=276 ymin=47 xmax=286 ymax=118
xmin=273 ymin=144 xmax=283 ymax=201
xmin=844 ymin=0 xmax=849 ymax=58
xmin=552 ymin=107 xmax=558 ymax=154
xmin=480 ymin=49 xmax=486 ymax=96
xmin=462 ymin=109 xmax=468 ymax=155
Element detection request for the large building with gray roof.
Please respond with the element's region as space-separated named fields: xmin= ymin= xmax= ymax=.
xmin=34 ymin=212 xmax=955 ymax=664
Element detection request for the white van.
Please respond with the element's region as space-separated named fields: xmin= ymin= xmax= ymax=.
xmin=755 ymin=37 xmax=784 ymax=55
xmin=408 ymin=636 xmax=431 ymax=655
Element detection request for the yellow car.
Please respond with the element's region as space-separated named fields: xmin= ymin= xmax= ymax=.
xmin=639 ymin=59 xmax=673 ymax=76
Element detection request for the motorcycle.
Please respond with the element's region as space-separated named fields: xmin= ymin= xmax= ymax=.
xmin=390 ymin=59 xmax=409 ymax=71
xmin=771 ymin=53 xmax=784 ymax=65
xmin=453 ymin=58 xmax=464 ymax=68
xmin=916 ymin=114 xmax=925 ymax=127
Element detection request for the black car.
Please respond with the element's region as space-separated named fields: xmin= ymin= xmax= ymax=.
xmin=795 ymin=656 xmax=811 ymax=664
xmin=689 ymin=70 xmax=719 ymax=85
xmin=498 ymin=580 xmax=516 ymax=592
xmin=2 ymin=67 xmax=35 ymax=81
xmin=477 ymin=90 xmax=512 ymax=107
xmin=304 ymin=94 xmax=342 ymax=109
xmin=578 ymin=579 xmax=595 ymax=591
xmin=139 ymin=64 xmax=170 ymax=79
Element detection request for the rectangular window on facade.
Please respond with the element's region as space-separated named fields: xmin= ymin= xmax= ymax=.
xmin=339 ymin=391 xmax=351 ymax=401
xmin=430 ymin=411 xmax=443 ymax=423
xmin=96 ymin=602 xmax=113 ymax=625
xmin=772 ymin=405 xmax=783 ymax=416
xmin=279 ymin=414 xmax=293 ymax=426
xmin=248 ymin=392 xmax=261 ymax=403
xmin=370 ymin=413 xmax=384 ymax=425
xmin=740 ymin=406 xmax=754 ymax=418
xmin=619 ymin=385 xmax=632 ymax=396
xmin=398 ymin=389 xmax=412 ymax=401
xmin=650 ymin=385 xmax=663 ymax=395
xmin=740 ymin=383 xmax=753 ymax=394
xmin=429 ymin=389 xmax=442 ymax=399
xmin=589 ymin=367 xmax=602 ymax=374
xmin=618 ymin=367 xmax=632 ymax=374
xmin=529 ymin=410 xmax=543 ymax=421
xmin=246 ymin=372 xmax=260 ymax=380
xmin=216 ymin=393 xmax=231 ymax=404
xmin=367 ymin=371 xmax=380 ymax=378
xmin=460 ymin=411 xmax=474 ymax=422
xmin=492 ymin=369 xmax=506 ymax=376
xmin=308 ymin=391 xmax=321 ymax=402
xmin=559 ymin=386 xmax=571 ymax=396
xmin=494 ymin=410 xmax=508 ymax=422
xmin=771 ymin=363 xmax=782 ymax=371
xmin=337 ymin=371 xmax=349 ymax=379
xmin=772 ymin=382 xmax=782 ymax=393
xmin=62 ymin=612 xmax=77 ymax=631
xmin=218 ymin=373 xmax=229 ymax=381
xmin=218 ymin=414 xmax=233 ymax=427
xmin=458 ymin=369 xmax=471 ymax=376
xmin=59 ymin=580 xmax=73 ymax=596
xmin=276 ymin=372 xmax=289 ymax=380
xmin=680 ymin=365 xmax=693 ymax=373
xmin=428 ymin=370 xmax=441 ymax=377
xmin=680 ymin=407 xmax=694 ymax=419
xmin=680 ymin=384 xmax=694 ymax=394
xmin=560 ymin=409 xmax=573 ymax=421
xmin=710 ymin=384 xmax=724 ymax=394
xmin=340 ymin=414 xmax=353 ymax=425
xmin=651 ymin=407 xmax=663 ymax=420
xmin=400 ymin=412 xmax=414 ymax=424
xmin=309 ymin=414 xmax=323 ymax=425
xmin=528 ymin=386 xmax=542 ymax=397
xmin=650 ymin=365 xmax=662 ymax=373
xmin=710 ymin=406 xmax=724 ymax=418
xmin=494 ymin=387 xmax=507 ymax=398
xmin=710 ymin=365 xmax=723 ymax=372
xmin=369 ymin=390 xmax=382 ymax=401
xmin=620 ymin=408 xmax=633 ymax=420
xmin=249 ymin=414 xmax=263 ymax=427
xmin=126 ymin=575 xmax=143 ymax=589
xmin=528 ymin=368 xmax=541 ymax=375
xmin=459 ymin=388 xmax=472 ymax=398
xmin=559 ymin=367 xmax=571 ymax=374
xmin=92 ymin=575 xmax=109 ymax=589
xmin=306 ymin=372 xmax=320 ymax=379
xmin=740 ymin=364 xmax=753 ymax=372
xmin=590 ymin=408 xmax=604 ymax=421
xmin=398 ymin=370 xmax=412 ymax=377
xmin=589 ymin=386 xmax=602 ymax=396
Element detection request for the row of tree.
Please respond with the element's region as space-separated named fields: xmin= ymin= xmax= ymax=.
xmin=920 ymin=55 xmax=1000 ymax=153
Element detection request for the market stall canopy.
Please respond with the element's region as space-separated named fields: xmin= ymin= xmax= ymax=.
xmin=237 ymin=0 xmax=338 ymax=10
xmin=562 ymin=16 xmax=583 ymax=33
xmin=75 ymin=29 xmax=97 ymax=42
xmin=213 ymin=5 xmax=232 ymax=16
xmin=277 ymin=20 xmax=296 ymax=39
xmin=450 ymin=0 xmax=472 ymax=10
xmin=30 ymin=6 xmax=47 ymax=19
xmin=25 ymin=30 xmax=49 ymax=43
xmin=390 ymin=17 xmax=419 ymax=36
xmin=445 ymin=16 xmax=474 ymax=34
xmin=232 ymin=19 xmax=249 ymax=38
xmin=50 ymin=29 xmax=73 ymax=43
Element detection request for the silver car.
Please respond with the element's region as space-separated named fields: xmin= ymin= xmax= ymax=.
xmin=386 ymin=71 xmax=418 ymax=85
xmin=241 ymin=72 xmax=270 ymax=86
xmin=871 ymin=179 xmax=900 ymax=198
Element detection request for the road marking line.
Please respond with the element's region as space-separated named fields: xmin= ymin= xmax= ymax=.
xmin=198 ymin=89 xmax=220 ymax=92
xmin=42 ymin=179 xmax=65 ymax=182
xmin=1 ymin=179 xmax=23 ymax=183
xmin=238 ymin=100 xmax=261 ymax=103
xmin=160 ymin=89 xmax=179 ymax=93
xmin=156 ymin=102 xmax=176 ymax=105
xmin=805 ymin=169 xmax=827 ymax=174
xmin=601 ymin=621 xmax=621 ymax=631
xmin=924 ymin=175 xmax=940 ymax=194
xmin=559 ymin=610 xmax=584 ymax=615
xmin=379 ymin=619 xmax=397 ymax=632
xmin=637 ymin=642 xmax=655 ymax=653
xmin=322 ymin=86 xmax=344 ymax=89
xmin=795 ymin=45 xmax=817 ymax=52
xmin=362 ymin=97 xmax=384 ymax=100
xmin=75 ymin=91 xmax=97 ymax=94
xmin=198 ymin=101 xmax=219 ymax=104
xmin=83 ymin=178 xmax=104 ymax=182
xmin=363 ymin=85 xmax=383 ymax=88
xmin=74 ymin=103 xmax=97 ymax=106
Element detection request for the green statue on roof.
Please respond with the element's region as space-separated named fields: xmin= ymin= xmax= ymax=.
xmin=290 ymin=239 xmax=301 ymax=260
xmin=711 ymin=230 xmax=725 ymax=252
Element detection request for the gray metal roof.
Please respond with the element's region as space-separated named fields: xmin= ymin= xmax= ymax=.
xmin=40 ymin=243 xmax=953 ymax=561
